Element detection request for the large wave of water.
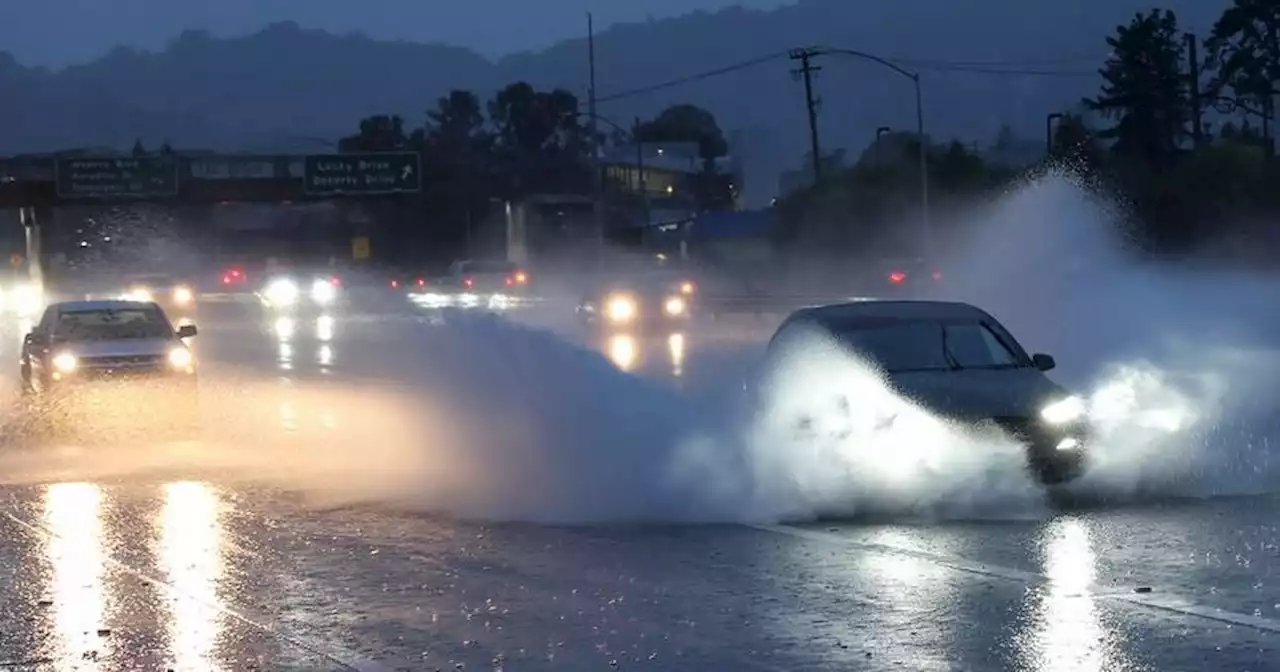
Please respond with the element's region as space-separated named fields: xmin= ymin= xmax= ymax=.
xmin=4 ymin=173 xmax=1277 ymax=524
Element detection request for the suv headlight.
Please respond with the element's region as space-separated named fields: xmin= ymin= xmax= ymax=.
xmin=663 ymin=296 xmax=686 ymax=316
xmin=173 ymin=285 xmax=194 ymax=305
xmin=1040 ymin=395 xmax=1086 ymax=424
xmin=52 ymin=352 xmax=77 ymax=373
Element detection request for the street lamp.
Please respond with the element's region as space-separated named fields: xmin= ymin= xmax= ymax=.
xmin=820 ymin=47 xmax=929 ymax=257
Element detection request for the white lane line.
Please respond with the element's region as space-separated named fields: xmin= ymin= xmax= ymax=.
xmin=4 ymin=511 xmax=392 ymax=672
xmin=748 ymin=523 xmax=1280 ymax=635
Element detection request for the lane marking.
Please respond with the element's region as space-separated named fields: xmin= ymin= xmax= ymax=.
xmin=3 ymin=510 xmax=392 ymax=672
xmin=748 ymin=523 xmax=1280 ymax=635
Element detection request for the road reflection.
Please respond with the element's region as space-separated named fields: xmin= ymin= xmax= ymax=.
xmin=603 ymin=331 xmax=687 ymax=378
xmin=272 ymin=315 xmax=335 ymax=374
xmin=1021 ymin=517 xmax=1127 ymax=672
xmin=158 ymin=481 xmax=226 ymax=672
xmin=43 ymin=482 xmax=110 ymax=667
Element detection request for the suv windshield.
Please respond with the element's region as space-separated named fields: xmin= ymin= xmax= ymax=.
xmin=54 ymin=308 xmax=174 ymax=341
xmin=836 ymin=320 xmax=1025 ymax=373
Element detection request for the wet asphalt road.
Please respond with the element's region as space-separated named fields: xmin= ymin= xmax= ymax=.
xmin=0 ymin=300 xmax=1278 ymax=671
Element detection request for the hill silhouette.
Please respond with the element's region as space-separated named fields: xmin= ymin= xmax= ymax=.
xmin=0 ymin=0 xmax=1223 ymax=201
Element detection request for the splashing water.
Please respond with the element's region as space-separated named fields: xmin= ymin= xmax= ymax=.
xmin=3 ymin=173 xmax=1278 ymax=524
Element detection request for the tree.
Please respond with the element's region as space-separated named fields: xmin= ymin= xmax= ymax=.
xmin=1085 ymin=9 xmax=1190 ymax=165
xmin=131 ymin=139 xmax=146 ymax=156
xmin=338 ymin=114 xmax=408 ymax=151
xmin=635 ymin=104 xmax=729 ymax=169
xmin=1207 ymin=0 xmax=1280 ymax=119
xmin=486 ymin=82 xmax=589 ymax=194
xmin=426 ymin=89 xmax=488 ymax=159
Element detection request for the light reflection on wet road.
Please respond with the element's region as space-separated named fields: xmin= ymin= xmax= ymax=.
xmin=0 ymin=302 xmax=1277 ymax=670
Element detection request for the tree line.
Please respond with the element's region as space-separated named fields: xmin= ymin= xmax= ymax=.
xmin=786 ymin=1 xmax=1280 ymax=259
xmin=341 ymin=83 xmax=734 ymax=260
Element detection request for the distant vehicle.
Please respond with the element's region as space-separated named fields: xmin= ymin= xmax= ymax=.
xmin=575 ymin=273 xmax=695 ymax=332
xmin=440 ymin=259 xmax=530 ymax=294
xmin=761 ymin=300 xmax=1088 ymax=485
xmin=257 ymin=267 xmax=343 ymax=313
xmin=856 ymin=258 xmax=944 ymax=296
xmin=118 ymin=273 xmax=196 ymax=314
xmin=19 ymin=300 xmax=200 ymax=434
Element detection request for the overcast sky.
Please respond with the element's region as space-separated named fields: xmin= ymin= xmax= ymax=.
xmin=5 ymin=0 xmax=790 ymax=68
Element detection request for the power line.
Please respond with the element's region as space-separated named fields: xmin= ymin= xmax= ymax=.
xmin=594 ymin=50 xmax=1098 ymax=104
xmin=595 ymin=51 xmax=789 ymax=103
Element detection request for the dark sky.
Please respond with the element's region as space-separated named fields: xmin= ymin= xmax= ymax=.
xmin=5 ymin=0 xmax=788 ymax=68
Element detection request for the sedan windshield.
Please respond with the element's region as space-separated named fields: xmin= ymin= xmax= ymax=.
xmin=54 ymin=308 xmax=174 ymax=341
xmin=836 ymin=320 xmax=1026 ymax=373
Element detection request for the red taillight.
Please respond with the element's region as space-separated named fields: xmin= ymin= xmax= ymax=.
xmin=932 ymin=270 xmax=942 ymax=281
xmin=222 ymin=274 xmax=232 ymax=285
xmin=330 ymin=276 xmax=341 ymax=286
xmin=463 ymin=277 xmax=474 ymax=288
xmin=415 ymin=277 xmax=426 ymax=287
xmin=390 ymin=279 xmax=399 ymax=288
xmin=504 ymin=276 xmax=514 ymax=286
xmin=230 ymin=268 xmax=242 ymax=277
xmin=889 ymin=271 xmax=907 ymax=284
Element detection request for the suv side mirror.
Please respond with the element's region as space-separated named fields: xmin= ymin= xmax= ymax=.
xmin=177 ymin=324 xmax=198 ymax=339
xmin=1031 ymin=353 xmax=1056 ymax=372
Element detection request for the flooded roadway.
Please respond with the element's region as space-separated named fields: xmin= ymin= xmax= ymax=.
xmin=0 ymin=301 xmax=1276 ymax=671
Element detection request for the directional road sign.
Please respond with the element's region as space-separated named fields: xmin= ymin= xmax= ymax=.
xmin=303 ymin=152 xmax=421 ymax=195
xmin=55 ymin=156 xmax=180 ymax=198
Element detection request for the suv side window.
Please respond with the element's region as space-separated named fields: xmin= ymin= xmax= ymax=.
xmin=34 ymin=307 xmax=56 ymax=335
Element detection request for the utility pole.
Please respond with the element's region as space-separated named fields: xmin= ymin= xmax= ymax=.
xmin=587 ymin=12 xmax=603 ymax=265
xmin=1186 ymin=32 xmax=1204 ymax=148
xmin=790 ymin=48 xmax=823 ymax=184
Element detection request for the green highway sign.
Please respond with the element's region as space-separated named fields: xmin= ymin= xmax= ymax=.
xmin=303 ymin=152 xmax=421 ymax=195
xmin=55 ymin=156 xmax=179 ymax=198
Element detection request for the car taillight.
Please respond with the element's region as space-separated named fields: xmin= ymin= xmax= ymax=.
xmin=330 ymin=276 xmax=341 ymax=286
xmin=464 ymin=277 xmax=474 ymax=288
xmin=415 ymin=277 xmax=426 ymax=287
xmin=889 ymin=271 xmax=907 ymax=284
xmin=222 ymin=274 xmax=232 ymax=285
xmin=390 ymin=279 xmax=399 ymax=288
xmin=932 ymin=270 xmax=942 ymax=281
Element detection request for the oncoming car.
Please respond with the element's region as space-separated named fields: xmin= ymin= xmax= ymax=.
xmin=259 ymin=273 xmax=342 ymax=313
xmin=576 ymin=276 xmax=695 ymax=331
xmin=119 ymin=273 xmax=197 ymax=314
xmin=19 ymin=300 xmax=200 ymax=434
xmin=764 ymin=300 xmax=1088 ymax=485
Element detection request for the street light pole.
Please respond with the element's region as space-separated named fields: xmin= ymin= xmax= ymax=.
xmin=819 ymin=47 xmax=929 ymax=259
xmin=912 ymin=73 xmax=929 ymax=260
xmin=586 ymin=12 xmax=603 ymax=266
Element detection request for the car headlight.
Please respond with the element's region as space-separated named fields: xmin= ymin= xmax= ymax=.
xmin=11 ymin=284 xmax=42 ymax=315
xmin=310 ymin=278 xmax=337 ymax=304
xmin=123 ymin=286 xmax=154 ymax=302
xmin=1040 ymin=395 xmax=1086 ymax=424
xmin=52 ymin=352 xmax=77 ymax=373
xmin=173 ymin=285 xmax=194 ymax=305
xmin=168 ymin=347 xmax=194 ymax=370
xmin=265 ymin=278 xmax=299 ymax=306
xmin=606 ymin=294 xmax=637 ymax=322
xmin=663 ymin=296 xmax=686 ymax=316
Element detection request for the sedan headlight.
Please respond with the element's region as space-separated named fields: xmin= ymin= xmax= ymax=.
xmin=168 ymin=347 xmax=194 ymax=370
xmin=265 ymin=278 xmax=299 ymax=306
xmin=172 ymin=285 xmax=194 ymax=305
xmin=606 ymin=294 xmax=637 ymax=322
xmin=52 ymin=352 xmax=77 ymax=373
xmin=663 ymin=296 xmax=686 ymax=316
xmin=1040 ymin=395 xmax=1086 ymax=424
xmin=310 ymin=278 xmax=337 ymax=305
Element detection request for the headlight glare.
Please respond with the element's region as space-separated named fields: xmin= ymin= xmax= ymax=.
xmin=310 ymin=278 xmax=337 ymax=304
xmin=52 ymin=352 xmax=77 ymax=373
xmin=265 ymin=278 xmax=299 ymax=306
xmin=168 ymin=347 xmax=193 ymax=369
xmin=173 ymin=285 xmax=194 ymax=304
xmin=663 ymin=296 xmax=686 ymax=316
xmin=606 ymin=294 xmax=637 ymax=322
xmin=1040 ymin=395 xmax=1086 ymax=424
